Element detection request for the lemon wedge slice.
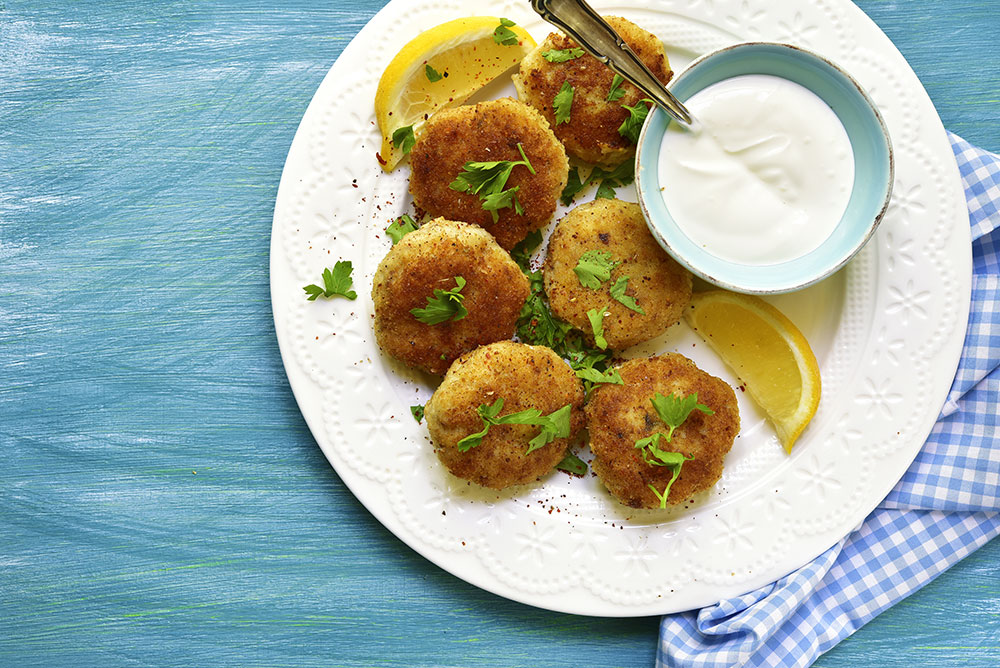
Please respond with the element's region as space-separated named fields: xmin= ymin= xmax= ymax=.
xmin=683 ymin=291 xmax=821 ymax=453
xmin=374 ymin=17 xmax=536 ymax=171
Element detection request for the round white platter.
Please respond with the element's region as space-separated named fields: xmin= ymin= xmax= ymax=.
xmin=269 ymin=0 xmax=971 ymax=616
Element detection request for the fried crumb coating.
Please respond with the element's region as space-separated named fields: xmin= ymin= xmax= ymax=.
xmin=513 ymin=16 xmax=672 ymax=166
xmin=409 ymin=98 xmax=568 ymax=250
xmin=586 ymin=354 xmax=740 ymax=509
xmin=425 ymin=341 xmax=586 ymax=490
xmin=372 ymin=218 xmax=529 ymax=375
xmin=543 ymin=198 xmax=692 ymax=350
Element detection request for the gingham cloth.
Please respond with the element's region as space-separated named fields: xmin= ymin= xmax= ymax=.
xmin=657 ymin=132 xmax=1000 ymax=668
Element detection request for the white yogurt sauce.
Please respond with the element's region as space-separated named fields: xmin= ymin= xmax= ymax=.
xmin=657 ymin=74 xmax=854 ymax=265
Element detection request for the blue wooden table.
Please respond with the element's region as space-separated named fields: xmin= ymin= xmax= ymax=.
xmin=3 ymin=1 xmax=998 ymax=666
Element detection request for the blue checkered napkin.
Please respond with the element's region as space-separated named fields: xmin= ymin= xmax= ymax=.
xmin=656 ymin=132 xmax=1000 ymax=668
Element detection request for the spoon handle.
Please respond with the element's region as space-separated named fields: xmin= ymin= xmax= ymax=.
xmin=530 ymin=0 xmax=693 ymax=124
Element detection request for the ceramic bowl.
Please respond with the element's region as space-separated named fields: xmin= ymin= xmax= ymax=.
xmin=635 ymin=42 xmax=893 ymax=294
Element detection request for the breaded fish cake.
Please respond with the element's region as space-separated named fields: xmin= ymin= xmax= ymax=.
xmin=586 ymin=354 xmax=740 ymax=509
xmin=372 ymin=219 xmax=529 ymax=375
xmin=425 ymin=341 xmax=586 ymax=490
xmin=409 ymin=98 xmax=569 ymax=251
xmin=513 ymin=16 xmax=672 ymax=166
xmin=543 ymin=199 xmax=692 ymax=350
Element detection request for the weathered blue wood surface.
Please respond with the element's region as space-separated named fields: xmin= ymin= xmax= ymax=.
xmin=2 ymin=1 xmax=997 ymax=666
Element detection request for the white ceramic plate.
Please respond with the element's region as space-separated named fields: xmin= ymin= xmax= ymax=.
xmin=269 ymin=0 xmax=970 ymax=616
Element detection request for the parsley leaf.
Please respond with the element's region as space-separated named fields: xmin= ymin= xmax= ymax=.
xmin=560 ymin=166 xmax=585 ymax=206
xmin=386 ymin=214 xmax=418 ymax=244
xmin=618 ymin=98 xmax=654 ymax=143
xmin=574 ymin=249 xmax=619 ymax=289
xmin=586 ymin=306 xmax=609 ymax=350
xmin=556 ymin=452 xmax=588 ymax=476
xmin=650 ymin=392 xmax=715 ymax=442
xmin=606 ymin=73 xmax=626 ymax=102
xmin=457 ymin=398 xmax=573 ymax=454
xmin=410 ymin=276 xmax=468 ymax=325
xmin=554 ymin=80 xmax=574 ymax=125
xmin=425 ymin=64 xmax=443 ymax=82
xmin=493 ymin=17 xmax=520 ymax=46
xmin=588 ymin=159 xmax=635 ymax=200
xmin=303 ymin=260 xmax=358 ymax=301
xmin=574 ymin=364 xmax=623 ymax=388
xmin=525 ymin=404 xmax=572 ymax=454
xmin=392 ymin=124 xmax=416 ymax=155
xmin=542 ymin=47 xmax=585 ymax=63
xmin=510 ymin=229 xmax=543 ymax=273
xmin=449 ymin=143 xmax=535 ymax=222
xmin=410 ymin=404 xmax=425 ymax=424
xmin=609 ymin=276 xmax=645 ymax=314
xmin=634 ymin=433 xmax=695 ymax=509
xmin=594 ymin=180 xmax=618 ymax=200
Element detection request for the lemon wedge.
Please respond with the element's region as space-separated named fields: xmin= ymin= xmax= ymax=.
xmin=374 ymin=17 xmax=536 ymax=171
xmin=683 ymin=291 xmax=821 ymax=453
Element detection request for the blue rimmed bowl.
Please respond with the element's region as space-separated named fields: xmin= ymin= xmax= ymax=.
xmin=635 ymin=42 xmax=893 ymax=294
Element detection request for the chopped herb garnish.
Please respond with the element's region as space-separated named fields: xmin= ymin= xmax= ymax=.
xmin=635 ymin=434 xmax=695 ymax=509
xmin=574 ymin=364 xmax=623 ymax=388
xmin=554 ymin=80 xmax=574 ymax=125
xmin=586 ymin=306 xmax=609 ymax=350
xmin=410 ymin=404 xmax=425 ymax=424
xmin=303 ymin=261 xmax=358 ymax=301
xmin=510 ymin=229 xmax=543 ymax=273
xmin=449 ymin=142 xmax=535 ymax=222
xmin=493 ymin=17 xmax=520 ymax=46
xmin=410 ymin=276 xmax=468 ymax=325
xmin=425 ymin=64 xmax=443 ymax=82
xmin=650 ymin=391 xmax=714 ymax=442
xmin=606 ymin=74 xmax=626 ymax=102
xmin=542 ymin=47 xmax=585 ymax=63
xmin=556 ymin=452 xmax=588 ymax=476
xmin=560 ymin=166 xmax=585 ymax=206
xmin=386 ymin=214 xmax=418 ymax=244
xmin=573 ymin=249 xmax=619 ymax=289
xmin=588 ymin=160 xmax=636 ymax=200
xmin=594 ymin=180 xmax=617 ymax=200
xmin=609 ymin=276 xmax=645 ymax=314
xmin=456 ymin=397 xmax=573 ymax=454
xmin=618 ymin=98 xmax=654 ymax=143
xmin=392 ymin=124 xmax=416 ymax=156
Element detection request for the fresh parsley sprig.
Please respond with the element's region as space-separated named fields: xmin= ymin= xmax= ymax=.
xmin=554 ymin=80 xmax=574 ymax=125
xmin=542 ymin=47 xmax=585 ymax=63
xmin=634 ymin=392 xmax=713 ymax=508
xmin=586 ymin=306 xmax=609 ymax=350
xmin=493 ymin=18 xmax=520 ymax=46
xmin=410 ymin=276 xmax=468 ymax=325
xmin=618 ymin=98 xmax=654 ymax=143
xmin=560 ymin=160 xmax=635 ymax=206
xmin=609 ymin=276 xmax=644 ymax=314
xmin=650 ymin=391 xmax=715 ymax=442
xmin=510 ymin=229 xmax=543 ymax=273
xmin=560 ymin=166 xmax=586 ymax=206
xmin=303 ymin=261 xmax=358 ymax=301
xmin=456 ymin=397 xmax=573 ymax=454
xmin=606 ymin=74 xmax=626 ymax=102
xmin=556 ymin=452 xmax=588 ymax=476
xmin=386 ymin=214 xmax=418 ymax=245
xmin=392 ymin=125 xmax=416 ymax=156
xmin=573 ymin=249 xmax=619 ymax=289
xmin=449 ymin=142 xmax=536 ymax=222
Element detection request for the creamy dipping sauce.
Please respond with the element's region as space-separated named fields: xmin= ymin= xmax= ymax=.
xmin=657 ymin=74 xmax=855 ymax=266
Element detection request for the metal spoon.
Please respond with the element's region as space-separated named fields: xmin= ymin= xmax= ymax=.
xmin=529 ymin=0 xmax=693 ymax=125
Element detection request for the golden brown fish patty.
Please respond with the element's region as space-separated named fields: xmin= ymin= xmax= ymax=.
xmin=425 ymin=341 xmax=586 ymax=490
xmin=513 ymin=16 xmax=672 ymax=166
xmin=543 ymin=199 xmax=692 ymax=350
xmin=586 ymin=354 xmax=740 ymax=509
xmin=372 ymin=219 xmax=530 ymax=376
xmin=409 ymin=98 xmax=568 ymax=251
